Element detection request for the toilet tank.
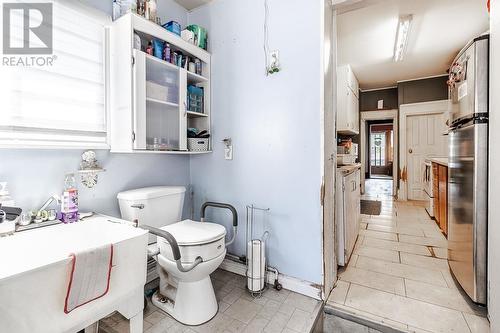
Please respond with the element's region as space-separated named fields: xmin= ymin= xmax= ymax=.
xmin=117 ymin=186 xmax=186 ymax=244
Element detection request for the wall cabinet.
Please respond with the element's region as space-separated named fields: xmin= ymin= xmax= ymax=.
xmin=109 ymin=13 xmax=211 ymax=154
xmin=337 ymin=65 xmax=360 ymax=135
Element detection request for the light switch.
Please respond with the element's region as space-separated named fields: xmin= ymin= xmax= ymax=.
xmin=224 ymin=145 xmax=233 ymax=160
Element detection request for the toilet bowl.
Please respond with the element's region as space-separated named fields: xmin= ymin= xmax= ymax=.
xmin=117 ymin=187 xmax=229 ymax=325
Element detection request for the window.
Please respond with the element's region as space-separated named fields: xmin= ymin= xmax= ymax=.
xmin=0 ymin=0 xmax=110 ymax=148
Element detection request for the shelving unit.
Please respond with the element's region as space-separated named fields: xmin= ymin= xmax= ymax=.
xmin=108 ymin=13 xmax=211 ymax=154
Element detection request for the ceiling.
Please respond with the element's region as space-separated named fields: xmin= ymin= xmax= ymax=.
xmin=173 ymin=0 xmax=212 ymax=11
xmin=336 ymin=0 xmax=489 ymax=90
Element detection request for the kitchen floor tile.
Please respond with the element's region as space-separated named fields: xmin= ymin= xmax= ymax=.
xmin=400 ymin=252 xmax=449 ymax=272
xmin=355 ymin=256 xmax=448 ymax=287
xmin=399 ymin=234 xmax=448 ymax=248
xmin=463 ymin=313 xmax=490 ymax=333
xmin=405 ymin=279 xmax=483 ymax=314
xmin=345 ymin=284 xmax=470 ymax=333
xmin=363 ymin=237 xmax=431 ymax=256
xmin=339 ymin=266 xmax=405 ymax=296
xmin=354 ymin=245 xmax=400 ymax=263
xmin=359 ymin=229 xmax=398 ymax=241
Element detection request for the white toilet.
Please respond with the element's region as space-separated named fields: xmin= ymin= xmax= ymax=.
xmin=117 ymin=186 xmax=227 ymax=326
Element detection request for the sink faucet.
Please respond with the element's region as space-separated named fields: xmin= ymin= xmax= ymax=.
xmin=38 ymin=195 xmax=61 ymax=212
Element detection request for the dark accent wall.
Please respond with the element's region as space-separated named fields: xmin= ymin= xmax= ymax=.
xmin=398 ymin=76 xmax=449 ymax=106
xmin=360 ymin=88 xmax=398 ymax=111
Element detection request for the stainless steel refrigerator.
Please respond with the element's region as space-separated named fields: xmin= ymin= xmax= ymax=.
xmin=448 ymin=35 xmax=489 ymax=305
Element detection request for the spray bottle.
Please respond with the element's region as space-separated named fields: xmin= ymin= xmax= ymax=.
xmin=61 ymin=174 xmax=79 ymax=223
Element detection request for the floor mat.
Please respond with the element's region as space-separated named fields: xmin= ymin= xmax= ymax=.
xmin=361 ymin=199 xmax=382 ymax=215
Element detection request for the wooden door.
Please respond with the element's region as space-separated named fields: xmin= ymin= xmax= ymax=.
xmin=438 ymin=165 xmax=448 ymax=235
xmin=406 ymin=113 xmax=448 ymax=200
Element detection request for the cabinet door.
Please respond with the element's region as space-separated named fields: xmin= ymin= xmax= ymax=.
xmin=344 ymin=172 xmax=359 ymax=261
xmin=352 ymin=91 xmax=359 ymax=133
xmin=337 ymin=86 xmax=349 ymax=131
xmin=438 ymin=165 xmax=448 ymax=235
xmin=133 ymin=50 xmax=186 ymax=151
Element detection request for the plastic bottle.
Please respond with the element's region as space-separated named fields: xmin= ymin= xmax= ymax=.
xmin=61 ymin=174 xmax=79 ymax=223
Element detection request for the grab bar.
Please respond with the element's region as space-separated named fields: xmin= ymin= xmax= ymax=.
xmin=140 ymin=224 xmax=203 ymax=273
xmin=200 ymin=202 xmax=238 ymax=246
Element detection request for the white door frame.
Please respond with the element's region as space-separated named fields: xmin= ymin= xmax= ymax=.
xmin=321 ymin=1 xmax=337 ymax=300
xmin=399 ymin=100 xmax=451 ymax=201
xmin=360 ymin=110 xmax=398 ymax=196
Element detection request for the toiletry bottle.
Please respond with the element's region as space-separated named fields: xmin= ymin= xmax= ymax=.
xmin=163 ymin=43 xmax=171 ymax=62
xmin=146 ymin=40 xmax=153 ymax=55
xmin=61 ymin=174 xmax=79 ymax=223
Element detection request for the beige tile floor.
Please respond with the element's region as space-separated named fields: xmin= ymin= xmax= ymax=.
xmin=99 ymin=269 xmax=321 ymax=333
xmin=327 ymin=179 xmax=490 ymax=333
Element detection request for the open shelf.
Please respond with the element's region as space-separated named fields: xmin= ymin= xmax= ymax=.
xmin=187 ymin=111 xmax=208 ymax=118
xmin=187 ymin=71 xmax=208 ymax=85
xmin=131 ymin=13 xmax=210 ymax=63
xmin=146 ymin=97 xmax=178 ymax=107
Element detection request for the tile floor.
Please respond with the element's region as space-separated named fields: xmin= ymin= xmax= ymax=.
xmin=99 ymin=269 xmax=321 ymax=333
xmin=327 ymin=184 xmax=490 ymax=333
xmin=364 ymin=178 xmax=393 ymax=197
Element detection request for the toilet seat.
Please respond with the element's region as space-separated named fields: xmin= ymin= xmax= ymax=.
xmin=158 ymin=220 xmax=226 ymax=263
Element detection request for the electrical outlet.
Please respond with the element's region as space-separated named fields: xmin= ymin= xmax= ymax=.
xmin=224 ymin=145 xmax=233 ymax=160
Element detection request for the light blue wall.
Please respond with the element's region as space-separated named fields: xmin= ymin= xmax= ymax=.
xmin=82 ymin=0 xmax=189 ymax=27
xmin=1 ymin=0 xmax=324 ymax=285
xmin=0 ymin=150 xmax=191 ymax=218
xmin=187 ymin=0 xmax=324 ymax=284
xmin=0 ymin=1 xmax=192 ymax=217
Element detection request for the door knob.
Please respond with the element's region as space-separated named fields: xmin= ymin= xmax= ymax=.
xmin=409 ymin=148 xmax=413 ymax=154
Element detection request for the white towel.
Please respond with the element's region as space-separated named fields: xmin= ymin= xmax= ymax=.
xmin=64 ymin=244 xmax=114 ymax=313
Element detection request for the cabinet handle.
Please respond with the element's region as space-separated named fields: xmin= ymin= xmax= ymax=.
xmin=184 ymin=101 xmax=187 ymax=117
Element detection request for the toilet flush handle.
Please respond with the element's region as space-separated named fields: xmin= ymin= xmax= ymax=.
xmin=131 ymin=204 xmax=145 ymax=209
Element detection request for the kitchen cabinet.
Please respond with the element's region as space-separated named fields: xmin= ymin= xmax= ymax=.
xmin=109 ymin=13 xmax=212 ymax=154
xmin=337 ymin=65 xmax=360 ymax=135
xmin=432 ymin=162 xmax=448 ymax=236
xmin=336 ymin=167 xmax=361 ymax=266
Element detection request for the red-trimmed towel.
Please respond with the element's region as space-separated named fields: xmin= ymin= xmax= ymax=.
xmin=64 ymin=244 xmax=113 ymax=313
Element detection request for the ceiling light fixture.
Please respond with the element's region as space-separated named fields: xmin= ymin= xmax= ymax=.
xmin=393 ymin=15 xmax=413 ymax=62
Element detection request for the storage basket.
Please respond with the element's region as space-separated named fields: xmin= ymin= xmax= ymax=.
xmin=187 ymin=138 xmax=209 ymax=152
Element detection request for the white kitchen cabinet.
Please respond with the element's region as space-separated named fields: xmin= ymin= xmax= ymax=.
xmin=337 ymin=65 xmax=360 ymax=135
xmin=108 ymin=13 xmax=211 ymax=154
xmin=336 ymin=167 xmax=361 ymax=266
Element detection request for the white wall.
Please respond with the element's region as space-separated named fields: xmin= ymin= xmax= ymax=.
xmin=489 ymin=1 xmax=499 ymax=330
xmin=187 ymin=0 xmax=324 ymax=284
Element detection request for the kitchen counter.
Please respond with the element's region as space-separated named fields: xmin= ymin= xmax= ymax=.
xmin=429 ymin=157 xmax=448 ymax=167
xmin=337 ymin=163 xmax=362 ymax=175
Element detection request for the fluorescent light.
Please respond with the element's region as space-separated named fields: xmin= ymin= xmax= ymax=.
xmin=393 ymin=15 xmax=413 ymax=62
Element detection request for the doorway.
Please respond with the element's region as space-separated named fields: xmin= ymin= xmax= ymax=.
xmin=399 ymin=100 xmax=449 ymax=201
xmin=369 ymin=122 xmax=394 ymax=179
xmin=360 ymin=110 xmax=398 ymax=196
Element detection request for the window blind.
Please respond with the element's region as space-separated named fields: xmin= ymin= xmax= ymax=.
xmin=0 ymin=0 xmax=110 ymax=148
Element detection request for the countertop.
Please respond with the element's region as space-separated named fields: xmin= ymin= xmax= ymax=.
xmin=337 ymin=163 xmax=361 ymax=175
xmin=429 ymin=157 xmax=448 ymax=167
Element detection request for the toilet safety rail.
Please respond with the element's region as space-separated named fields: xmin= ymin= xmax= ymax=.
xmin=200 ymin=202 xmax=238 ymax=246
xmin=140 ymin=224 xmax=203 ymax=273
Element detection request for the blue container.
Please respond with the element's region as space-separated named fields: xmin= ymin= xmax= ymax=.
xmin=163 ymin=21 xmax=181 ymax=36
xmin=187 ymin=85 xmax=204 ymax=113
xmin=152 ymin=39 xmax=164 ymax=59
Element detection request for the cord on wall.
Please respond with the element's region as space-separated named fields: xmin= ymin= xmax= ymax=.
xmin=264 ymin=0 xmax=280 ymax=75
